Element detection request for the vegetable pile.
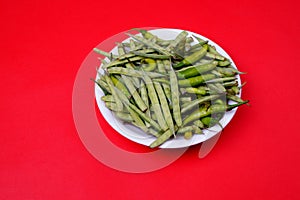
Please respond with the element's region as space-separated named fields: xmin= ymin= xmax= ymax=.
xmin=94 ymin=28 xmax=249 ymax=148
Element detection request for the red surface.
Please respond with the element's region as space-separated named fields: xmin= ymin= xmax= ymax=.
xmin=1 ymin=0 xmax=299 ymax=199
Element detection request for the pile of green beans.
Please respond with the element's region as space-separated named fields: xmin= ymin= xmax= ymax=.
xmin=94 ymin=28 xmax=249 ymax=148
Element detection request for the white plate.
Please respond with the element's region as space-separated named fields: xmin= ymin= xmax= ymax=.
xmin=95 ymin=28 xmax=241 ymax=148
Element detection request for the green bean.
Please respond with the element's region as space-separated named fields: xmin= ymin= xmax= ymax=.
xmin=132 ymin=51 xmax=170 ymax=59
xmin=193 ymin=126 xmax=202 ymax=134
xmin=206 ymin=52 xmax=225 ymax=61
xmin=117 ymin=56 xmax=141 ymax=88
xmin=101 ymin=95 xmax=114 ymax=102
xmin=105 ymin=102 xmax=119 ymax=112
xmin=183 ymin=100 xmax=249 ymax=125
xmin=188 ymin=43 xmax=204 ymax=53
xmin=128 ymin=102 xmax=161 ymax=130
xmin=105 ymin=75 xmax=123 ymax=111
xmin=227 ymin=94 xmax=245 ymax=103
xmin=122 ymin=75 xmax=148 ymax=112
xmin=193 ymin=120 xmax=204 ymax=129
xmin=211 ymin=70 xmax=223 ymax=77
xmin=106 ymin=56 xmax=143 ymax=68
xmin=184 ymin=131 xmax=193 ymax=139
xmin=140 ymin=81 xmax=151 ymax=127
xmin=174 ymin=44 xmax=208 ymax=69
xmin=111 ymin=76 xmax=131 ymax=99
xmin=133 ymin=28 xmax=166 ymax=43
xmin=117 ymin=43 xmax=126 ymax=55
xmin=166 ymin=31 xmax=188 ymax=52
xmin=99 ymin=73 xmax=107 ymax=82
xmin=133 ymin=28 xmax=155 ymax=39
xmin=208 ymin=45 xmax=222 ymax=56
xmin=98 ymin=79 xmax=111 ymax=93
xmin=163 ymin=59 xmax=172 ymax=71
xmin=134 ymin=29 xmax=173 ymax=46
xmin=181 ymin=101 xmax=191 ymax=108
xmin=214 ymin=83 xmax=226 ymax=92
xmin=186 ymin=36 xmax=194 ymax=43
xmin=152 ymin=78 xmax=170 ymax=85
xmin=216 ymin=67 xmax=245 ymax=77
xmin=127 ymin=106 xmax=148 ymax=132
xmin=185 ymin=42 xmax=191 ymax=52
xmin=178 ymin=126 xmax=193 ymax=134
xmin=93 ymin=48 xmax=117 ymax=60
xmin=144 ymin=75 xmax=168 ymax=131
xmin=207 ymin=83 xmax=224 ymax=94
xmin=142 ymin=58 xmax=157 ymax=71
xmin=140 ymin=81 xmax=149 ymax=108
xmin=99 ymin=59 xmax=109 ymax=70
xmin=124 ymin=66 xmax=140 ymax=88
xmin=180 ymin=97 xmax=192 ymax=103
xmin=205 ymin=77 xmax=236 ymax=83
xmin=178 ymin=74 xmax=216 ymax=87
xmin=183 ymin=37 xmax=194 ymax=52
xmin=150 ymin=129 xmax=173 ymax=148
xmin=114 ymin=112 xmax=133 ymax=123
xmin=132 ymin=42 xmax=145 ymax=51
xmin=170 ymin=69 xmax=182 ymax=127
xmin=223 ymin=81 xmax=238 ymax=87
xmin=201 ymin=116 xmax=218 ymax=127
xmin=148 ymin=128 xmax=163 ymax=137
xmin=175 ymin=39 xmax=187 ymax=56
xmin=156 ymin=60 xmax=166 ymax=73
xmin=181 ymin=87 xmax=207 ymax=95
xmin=92 ymin=78 xmax=111 ymax=94
xmin=177 ymin=61 xmax=218 ymax=79
xmin=192 ymin=35 xmax=209 ymax=45
xmin=181 ymin=94 xmax=220 ymax=113
xmin=115 ymin=88 xmax=161 ymax=130
xmin=231 ymin=86 xmax=240 ymax=95
xmin=118 ymin=49 xmax=155 ymax=60
xmin=155 ymin=60 xmax=172 ymax=103
xmin=129 ymin=39 xmax=136 ymax=50
xmin=154 ymin=82 xmax=175 ymax=136
xmin=216 ymin=67 xmax=236 ymax=77
xmin=218 ymin=60 xmax=231 ymax=67
xmin=108 ymin=67 xmax=165 ymax=78
xmin=127 ymin=33 xmax=175 ymax=57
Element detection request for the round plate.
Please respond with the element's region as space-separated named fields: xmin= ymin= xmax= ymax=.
xmin=95 ymin=28 xmax=241 ymax=148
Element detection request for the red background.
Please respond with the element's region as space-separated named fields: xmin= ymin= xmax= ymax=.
xmin=1 ymin=0 xmax=299 ymax=199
